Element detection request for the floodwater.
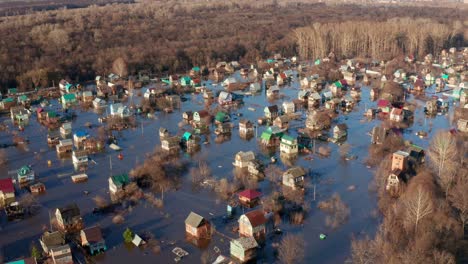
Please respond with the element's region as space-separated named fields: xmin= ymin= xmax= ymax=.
xmin=0 ymin=72 xmax=456 ymax=263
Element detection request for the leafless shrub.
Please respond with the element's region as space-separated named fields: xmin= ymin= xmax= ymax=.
xmin=318 ymin=193 xmax=350 ymax=229
xmin=278 ymin=234 xmax=305 ymax=264
xmin=112 ymin=214 xmax=125 ymax=225
xmin=93 ymin=195 xmax=108 ymax=209
xmin=318 ymin=146 xmax=331 ymax=157
xmin=0 ymin=149 xmax=7 ymax=166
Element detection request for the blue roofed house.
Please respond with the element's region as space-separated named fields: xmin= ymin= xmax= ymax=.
xmin=73 ymin=130 xmax=89 ymax=148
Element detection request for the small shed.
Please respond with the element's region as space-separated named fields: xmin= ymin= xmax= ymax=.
xmin=230 ymin=237 xmax=258 ymax=263
xmin=238 ymin=189 xmax=262 ymax=208
xmin=283 ymin=167 xmax=306 ymax=190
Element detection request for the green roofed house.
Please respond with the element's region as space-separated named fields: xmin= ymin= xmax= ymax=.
xmin=215 ymin=112 xmax=230 ymax=124
xmin=8 ymin=88 xmax=18 ymax=96
xmin=17 ymin=95 xmax=30 ymax=106
xmin=192 ymin=66 xmax=200 ymax=72
xmin=61 ymin=93 xmax=77 ymax=106
xmin=180 ymin=76 xmax=192 ymax=87
xmin=46 ymin=111 xmax=59 ymax=124
xmin=17 ymin=165 xmax=35 ymax=185
xmin=1 ymin=97 xmax=16 ymax=109
xmin=182 ymin=131 xmax=192 ymax=142
xmin=260 ymin=130 xmax=274 ymax=147
xmin=280 ymin=135 xmax=298 ymax=155
xmin=6 ymin=258 xmax=37 ymax=264
xmin=108 ymin=174 xmax=130 ymax=194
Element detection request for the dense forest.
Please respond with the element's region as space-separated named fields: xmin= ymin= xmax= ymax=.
xmin=295 ymin=19 xmax=465 ymax=60
xmin=0 ymin=1 xmax=466 ymax=91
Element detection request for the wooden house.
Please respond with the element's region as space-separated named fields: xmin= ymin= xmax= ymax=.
xmin=0 ymin=97 xmax=16 ymax=110
xmin=238 ymin=189 xmax=262 ymax=208
xmin=193 ymin=110 xmax=211 ymax=127
xmin=73 ymin=131 xmax=89 ymax=149
xmin=390 ymin=108 xmax=404 ymax=122
xmin=159 ymin=127 xmax=169 ymax=140
xmin=182 ymin=111 xmax=193 ymax=122
xmin=17 ymin=165 xmax=35 ymax=185
xmin=161 ymin=136 xmax=180 ymax=153
xmin=234 ymin=151 xmax=255 ymax=168
xmin=40 ymin=231 xmax=66 ymax=255
xmin=72 ymin=150 xmax=88 ymax=166
xmin=215 ymin=111 xmax=230 ymax=124
xmin=56 ymin=139 xmax=73 ymax=154
xmin=60 ymin=122 xmax=72 ymax=137
xmin=414 ymin=78 xmax=425 ymax=91
xmin=239 ymin=210 xmax=267 ymax=242
xmin=391 ymin=151 xmax=409 ymax=172
xmin=80 ymin=226 xmax=107 ymax=255
xmin=0 ymin=178 xmax=15 ymax=207
xmin=333 ymin=124 xmax=348 ymax=140
xmin=109 ymin=103 xmax=130 ymax=118
xmin=37 ymin=108 xmax=47 ymax=120
xmin=185 ymin=212 xmax=211 ymax=239
xmin=273 ymin=115 xmax=289 ymax=130
xmin=82 ymin=91 xmax=94 ymax=102
xmin=93 ymin=98 xmax=107 ymax=109
xmin=214 ymin=122 xmax=232 ymax=135
xmin=250 ymin=83 xmax=261 ymax=93
xmin=61 ymin=93 xmax=77 ymax=107
xmin=10 ymin=106 xmax=29 ymax=123
xmin=330 ymin=81 xmax=343 ymax=96
xmin=218 ymin=91 xmax=233 ymax=105
xmin=266 ymin=85 xmax=279 ymax=98
xmin=457 ymin=119 xmax=468 ymax=133
xmin=30 ymin=182 xmax=46 ymax=194
xmin=46 ymin=111 xmax=59 ymax=124
xmin=371 ymin=126 xmax=387 ymax=144
xmin=17 ymin=95 xmax=30 ymax=107
xmin=276 ymin=72 xmax=288 ymax=86
xmin=264 ymin=105 xmax=279 ymax=121
xmin=343 ymin=71 xmax=356 ymax=85
xmin=283 ymin=167 xmax=306 ymax=190
xmin=377 ymin=99 xmax=391 ymax=114
xmin=248 ymin=160 xmax=263 ymax=177
xmin=108 ymin=174 xmax=130 ymax=194
xmin=230 ymin=237 xmax=258 ymax=262
xmin=308 ymin=92 xmax=321 ymax=109
xmin=47 ymin=130 xmax=60 ymax=145
xmin=385 ymin=169 xmax=410 ymax=194
xmin=50 ymin=244 xmax=73 ymax=264
xmin=425 ymin=100 xmax=438 ymax=114
xmin=55 ymin=203 xmax=83 ymax=232
xmin=239 ymin=119 xmax=254 ymax=135
xmin=280 ymin=135 xmax=298 ymax=155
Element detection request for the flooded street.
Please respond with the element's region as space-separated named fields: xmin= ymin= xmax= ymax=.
xmin=0 ymin=75 xmax=454 ymax=263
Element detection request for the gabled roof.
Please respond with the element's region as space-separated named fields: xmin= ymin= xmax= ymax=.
xmin=232 ymin=236 xmax=258 ymax=250
xmin=281 ymin=135 xmax=295 ymax=142
xmin=260 ymin=131 xmax=273 ymax=141
xmin=238 ymin=189 xmax=262 ymax=200
xmin=81 ymin=226 xmax=104 ymax=243
xmin=41 ymin=231 xmax=65 ymax=247
xmin=111 ymin=174 xmax=130 ymax=187
xmin=391 ymin=108 xmax=403 ymax=115
xmin=284 ymin=167 xmax=306 ymax=178
xmin=377 ymin=99 xmax=390 ymax=108
xmin=185 ymin=211 xmax=205 ymax=228
xmin=215 ymin=112 xmax=228 ymax=122
xmin=17 ymin=165 xmax=32 ymax=176
xmin=265 ymin=105 xmax=278 ymax=113
xmin=0 ymin=178 xmax=14 ymax=193
xmin=62 ymin=93 xmax=76 ymax=101
xmin=242 ymin=210 xmax=266 ymax=227
xmin=57 ymin=203 xmax=80 ymax=219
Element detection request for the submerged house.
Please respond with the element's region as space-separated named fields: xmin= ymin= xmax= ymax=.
xmin=161 ymin=136 xmax=180 ymax=153
xmin=185 ymin=212 xmax=211 ymax=239
xmin=371 ymin=126 xmax=387 ymax=145
xmin=234 ymin=151 xmax=256 ymax=168
xmin=238 ymin=189 xmax=262 ymax=208
xmin=50 ymin=244 xmax=73 ymax=264
xmin=264 ymin=105 xmax=279 ymax=121
xmin=193 ymin=110 xmax=211 ymax=127
xmin=239 ymin=119 xmax=254 ymax=135
xmin=273 ymin=115 xmax=289 ymax=130
xmin=0 ymin=178 xmax=15 ymax=207
xmin=333 ymin=124 xmax=348 ymax=140
xmin=56 ymin=139 xmax=73 ymax=154
xmin=55 ymin=203 xmax=83 ymax=232
xmin=280 ymin=135 xmax=298 ymax=155
xmin=458 ymin=119 xmax=468 ymax=133
xmin=80 ymin=226 xmax=107 ymax=255
xmin=283 ymin=167 xmax=306 ymax=190
xmin=17 ymin=165 xmax=35 ymax=185
xmin=108 ymin=174 xmax=130 ymax=195
xmin=390 ymin=108 xmax=404 ymax=122
xmin=239 ymin=210 xmax=267 ymax=242
xmin=39 ymin=231 xmax=66 ymax=255
xmin=230 ymin=237 xmax=258 ymax=263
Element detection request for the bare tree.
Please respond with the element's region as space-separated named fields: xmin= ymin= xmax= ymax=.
xmin=318 ymin=193 xmax=350 ymax=229
xmin=112 ymin=57 xmax=128 ymax=78
xmin=427 ymin=131 xmax=458 ymax=197
xmin=278 ymin=234 xmax=305 ymax=264
xmin=448 ymin=173 xmax=468 ymax=234
xmin=404 ymin=185 xmax=433 ymax=233
xmin=350 ymin=236 xmax=378 ymax=264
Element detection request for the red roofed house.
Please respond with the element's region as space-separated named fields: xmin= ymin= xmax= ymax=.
xmin=239 ymin=209 xmax=267 ymax=242
xmin=390 ymin=108 xmax=404 ymax=122
xmin=277 ymin=73 xmax=288 ymax=86
xmin=0 ymin=178 xmax=15 ymax=207
xmin=238 ymin=189 xmax=262 ymax=208
xmin=377 ymin=99 xmax=391 ymax=114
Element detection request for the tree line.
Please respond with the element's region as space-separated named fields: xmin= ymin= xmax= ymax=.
xmin=0 ymin=1 xmax=465 ymax=91
xmin=295 ymin=18 xmax=465 ymax=61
